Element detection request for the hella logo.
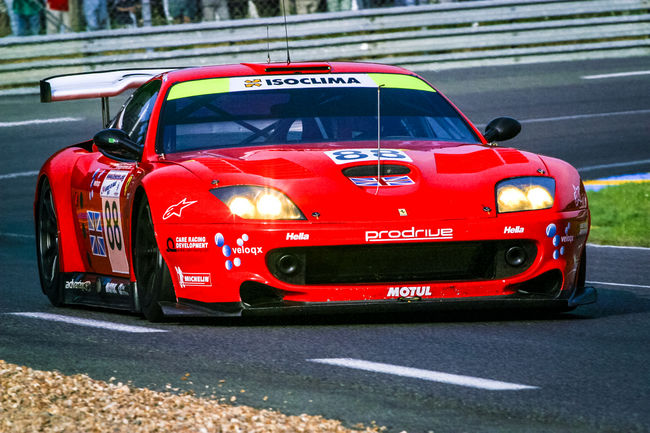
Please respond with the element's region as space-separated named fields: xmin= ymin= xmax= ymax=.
xmin=504 ymin=226 xmax=525 ymax=234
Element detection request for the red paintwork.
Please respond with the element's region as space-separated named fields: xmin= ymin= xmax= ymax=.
xmin=36 ymin=62 xmax=589 ymax=312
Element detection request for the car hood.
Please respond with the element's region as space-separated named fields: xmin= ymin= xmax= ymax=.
xmin=170 ymin=143 xmax=548 ymax=222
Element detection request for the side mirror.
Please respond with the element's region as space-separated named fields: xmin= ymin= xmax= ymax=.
xmin=484 ymin=117 xmax=521 ymax=142
xmin=93 ymin=129 xmax=141 ymax=162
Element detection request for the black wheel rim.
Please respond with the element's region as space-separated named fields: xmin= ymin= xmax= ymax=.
xmin=38 ymin=183 xmax=59 ymax=284
xmin=134 ymin=202 xmax=163 ymax=306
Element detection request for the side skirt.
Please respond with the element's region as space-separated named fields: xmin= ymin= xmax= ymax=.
xmin=61 ymin=273 xmax=135 ymax=312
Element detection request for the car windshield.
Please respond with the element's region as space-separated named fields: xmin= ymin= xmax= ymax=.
xmin=158 ymin=86 xmax=480 ymax=153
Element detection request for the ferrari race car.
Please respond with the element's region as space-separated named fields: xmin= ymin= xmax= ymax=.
xmin=35 ymin=62 xmax=596 ymax=322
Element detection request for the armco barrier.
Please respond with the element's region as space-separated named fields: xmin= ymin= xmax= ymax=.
xmin=0 ymin=0 xmax=649 ymax=92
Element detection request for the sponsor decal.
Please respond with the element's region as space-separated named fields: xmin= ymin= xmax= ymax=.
xmin=387 ymin=286 xmax=432 ymax=298
xmin=65 ymin=280 xmax=92 ymax=292
xmin=100 ymin=170 xmax=129 ymax=198
xmin=398 ymin=209 xmax=407 ymax=216
xmin=325 ymin=149 xmax=412 ymax=165
xmin=265 ymin=76 xmax=362 ymax=86
xmin=504 ymin=226 xmax=524 ymax=234
xmin=286 ymin=232 xmax=310 ymax=241
xmin=166 ymin=236 xmax=209 ymax=252
xmin=174 ymin=266 xmax=212 ymax=288
xmin=573 ymin=184 xmax=584 ymax=207
xmin=231 ymin=74 xmax=375 ymax=91
xmin=105 ymin=281 xmax=129 ymax=296
xmin=89 ymin=169 xmax=104 ymax=200
xmin=163 ymin=198 xmax=197 ymax=220
xmin=545 ymin=222 xmax=574 ymax=260
xmin=123 ymin=175 xmax=134 ymax=196
xmin=215 ymin=233 xmax=262 ymax=270
xmin=349 ymin=175 xmax=415 ymax=187
xmin=365 ymin=227 xmax=453 ymax=243
xmin=244 ymin=79 xmax=262 ymax=88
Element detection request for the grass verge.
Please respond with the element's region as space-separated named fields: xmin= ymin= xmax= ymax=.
xmin=587 ymin=182 xmax=650 ymax=247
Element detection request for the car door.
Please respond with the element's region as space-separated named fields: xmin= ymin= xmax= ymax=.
xmin=71 ymin=80 xmax=161 ymax=277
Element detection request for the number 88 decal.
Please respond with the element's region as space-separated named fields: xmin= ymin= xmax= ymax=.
xmin=104 ymin=200 xmax=122 ymax=251
xmin=325 ymin=149 xmax=412 ymax=164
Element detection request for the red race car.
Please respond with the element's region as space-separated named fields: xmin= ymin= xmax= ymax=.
xmin=36 ymin=62 xmax=596 ymax=321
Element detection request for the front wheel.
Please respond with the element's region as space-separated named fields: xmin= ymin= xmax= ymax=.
xmin=133 ymin=197 xmax=175 ymax=322
xmin=36 ymin=178 xmax=63 ymax=306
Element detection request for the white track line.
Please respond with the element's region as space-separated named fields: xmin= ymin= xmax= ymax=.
xmin=0 ymin=170 xmax=39 ymax=180
xmin=519 ymin=109 xmax=650 ymax=124
xmin=0 ymin=117 xmax=84 ymax=128
xmin=578 ymin=159 xmax=650 ymax=173
xmin=308 ymin=358 xmax=538 ymax=391
xmin=582 ymin=70 xmax=650 ymax=80
xmin=0 ymin=232 xmax=35 ymax=239
xmin=586 ymin=281 xmax=650 ymax=290
xmin=587 ymin=243 xmax=650 ymax=251
xmin=7 ymin=312 xmax=167 ymax=333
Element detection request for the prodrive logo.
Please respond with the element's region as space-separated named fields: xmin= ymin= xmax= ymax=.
xmin=365 ymin=227 xmax=453 ymax=242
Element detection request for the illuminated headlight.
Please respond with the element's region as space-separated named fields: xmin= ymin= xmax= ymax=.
xmin=211 ymin=186 xmax=306 ymax=220
xmin=496 ymin=177 xmax=555 ymax=213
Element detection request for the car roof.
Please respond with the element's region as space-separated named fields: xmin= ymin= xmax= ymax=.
xmin=162 ymin=62 xmax=417 ymax=84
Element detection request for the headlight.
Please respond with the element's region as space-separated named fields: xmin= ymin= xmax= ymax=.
xmin=211 ymin=186 xmax=306 ymax=220
xmin=496 ymin=177 xmax=555 ymax=213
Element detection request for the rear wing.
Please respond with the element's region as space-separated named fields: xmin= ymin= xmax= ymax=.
xmin=40 ymin=68 xmax=176 ymax=126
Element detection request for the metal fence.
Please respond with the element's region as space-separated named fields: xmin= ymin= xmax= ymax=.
xmin=1 ymin=0 xmax=649 ymax=92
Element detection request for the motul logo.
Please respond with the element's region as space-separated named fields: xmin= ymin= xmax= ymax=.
xmin=387 ymin=286 xmax=432 ymax=298
xmin=504 ymin=226 xmax=525 ymax=234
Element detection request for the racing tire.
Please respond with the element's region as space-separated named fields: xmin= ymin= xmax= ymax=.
xmin=133 ymin=197 xmax=175 ymax=322
xmin=36 ymin=178 xmax=64 ymax=306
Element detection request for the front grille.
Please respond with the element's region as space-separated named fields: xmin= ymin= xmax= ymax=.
xmin=267 ymin=240 xmax=536 ymax=285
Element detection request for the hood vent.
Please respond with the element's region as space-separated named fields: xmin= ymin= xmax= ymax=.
xmin=342 ymin=164 xmax=410 ymax=177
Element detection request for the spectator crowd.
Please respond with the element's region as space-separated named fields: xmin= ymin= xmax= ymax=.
xmin=0 ymin=0 xmax=431 ymax=36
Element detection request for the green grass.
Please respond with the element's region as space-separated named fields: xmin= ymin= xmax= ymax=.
xmin=587 ymin=182 xmax=650 ymax=247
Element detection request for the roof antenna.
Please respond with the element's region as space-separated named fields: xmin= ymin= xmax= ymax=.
xmin=375 ymin=84 xmax=384 ymax=194
xmin=266 ymin=25 xmax=271 ymax=63
xmin=281 ymin=0 xmax=291 ymax=63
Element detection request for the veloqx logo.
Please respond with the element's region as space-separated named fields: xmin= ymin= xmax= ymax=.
xmin=365 ymin=227 xmax=453 ymax=242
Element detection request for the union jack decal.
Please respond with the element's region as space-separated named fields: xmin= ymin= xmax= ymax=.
xmin=87 ymin=211 xmax=102 ymax=232
xmin=90 ymin=235 xmax=107 ymax=257
xmin=382 ymin=175 xmax=415 ymax=186
xmin=349 ymin=177 xmax=380 ymax=187
xmin=349 ymin=175 xmax=414 ymax=187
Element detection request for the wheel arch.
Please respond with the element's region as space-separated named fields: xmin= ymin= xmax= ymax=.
xmin=34 ymin=150 xmax=86 ymax=273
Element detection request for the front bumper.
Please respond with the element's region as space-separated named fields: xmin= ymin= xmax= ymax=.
xmin=158 ymin=209 xmax=591 ymax=315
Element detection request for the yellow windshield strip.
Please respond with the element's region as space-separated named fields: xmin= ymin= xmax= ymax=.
xmin=167 ymin=77 xmax=230 ymax=101
xmin=368 ymin=73 xmax=435 ymax=92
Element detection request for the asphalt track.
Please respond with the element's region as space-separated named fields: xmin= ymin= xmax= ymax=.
xmin=1 ymin=57 xmax=649 ymax=432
